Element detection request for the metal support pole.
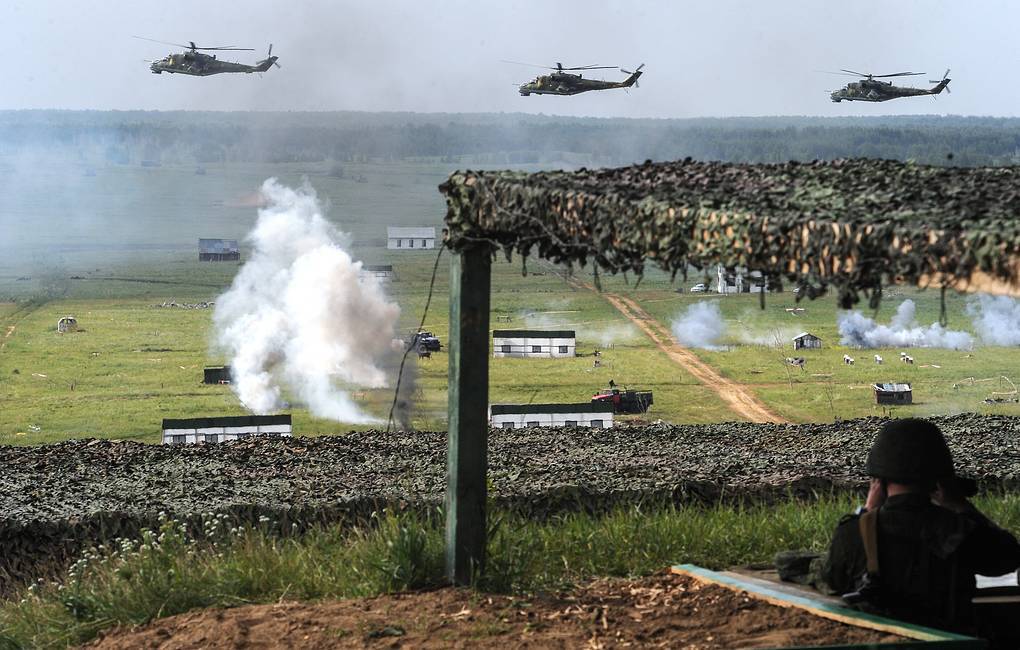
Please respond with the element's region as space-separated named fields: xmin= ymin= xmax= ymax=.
xmin=445 ymin=245 xmax=491 ymax=584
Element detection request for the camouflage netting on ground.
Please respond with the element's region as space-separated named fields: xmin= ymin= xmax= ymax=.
xmin=2 ymin=414 xmax=1020 ymax=589
xmin=440 ymin=159 xmax=1020 ymax=306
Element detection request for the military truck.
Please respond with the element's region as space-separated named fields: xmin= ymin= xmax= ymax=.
xmin=591 ymin=387 xmax=653 ymax=414
xmin=411 ymin=331 xmax=442 ymax=352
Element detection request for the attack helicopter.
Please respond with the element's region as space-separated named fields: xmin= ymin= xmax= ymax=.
xmin=135 ymin=37 xmax=280 ymax=76
xmin=505 ymin=62 xmax=645 ymax=96
xmin=829 ymin=68 xmax=950 ymax=103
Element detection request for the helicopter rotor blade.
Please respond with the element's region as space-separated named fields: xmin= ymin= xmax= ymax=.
xmin=560 ymin=64 xmax=616 ymax=70
xmin=132 ymin=35 xmax=192 ymax=49
xmin=500 ymin=59 xmax=561 ymax=70
xmin=196 ymin=46 xmax=255 ymax=51
xmin=871 ymin=71 xmax=924 ymax=78
xmin=839 ymin=69 xmax=871 ymax=77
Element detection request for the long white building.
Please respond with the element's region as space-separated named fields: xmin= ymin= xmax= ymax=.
xmin=489 ymin=403 xmax=614 ymax=429
xmin=387 ymin=226 xmax=436 ymax=250
xmin=161 ymin=415 xmax=292 ymax=445
xmin=492 ymin=329 xmax=576 ymax=358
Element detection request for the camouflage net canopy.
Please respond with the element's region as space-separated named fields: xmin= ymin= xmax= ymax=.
xmin=440 ymin=158 xmax=1020 ymax=307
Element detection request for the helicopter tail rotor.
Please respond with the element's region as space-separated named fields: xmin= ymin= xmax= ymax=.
xmin=928 ymin=68 xmax=951 ymax=94
xmin=620 ymin=64 xmax=645 ymax=88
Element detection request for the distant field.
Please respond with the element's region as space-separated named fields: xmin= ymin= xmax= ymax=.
xmin=4 ymin=159 xmax=1020 ymax=444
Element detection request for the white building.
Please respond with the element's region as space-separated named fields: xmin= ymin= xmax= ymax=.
xmin=362 ymin=264 xmax=395 ymax=280
xmin=387 ymin=227 xmax=436 ymax=250
xmin=492 ymin=329 xmax=576 ymax=358
xmin=489 ymin=403 xmax=615 ymax=429
xmin=161 ymin=415 xmax=292 ymax=445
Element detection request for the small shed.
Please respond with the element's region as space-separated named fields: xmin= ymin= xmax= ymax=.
xmin=56 ymin=316 xmax=78 ymax=333
xmin=792 ymin=332 xmax=822 ymax=350
xmin=363 ymin=264 xmax=395 ymax=280
xmin=873 ymin=383 xmax=913 ymax=405
xmin=387 ymin=227 xmax=436 ymax=250
xmin=199 ymin=239 xmax=240 ymax=262
xmin=492 ymin=329 xmax=576 ymax=358
xmin=203 ymin=366 xmax=231 ymax=384
xmin=161 ymin=414 xmax=292 ymax=444
xmin=489 ymin=402 xmax=614 ymax=429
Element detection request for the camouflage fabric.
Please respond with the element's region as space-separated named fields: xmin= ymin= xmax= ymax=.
xmin=439 ymin=158 xmax=1020 ymax=307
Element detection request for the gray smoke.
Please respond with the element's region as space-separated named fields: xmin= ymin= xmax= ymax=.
xmin=671 ymin=301 xmax=726 ymax=350
xmin=967 ymin=295 xmax=1020 ymax=346
xmin=213 ymin=178 xmax=400 ymax=422
xmin=838 ymin=299 xmax=973 ymax=349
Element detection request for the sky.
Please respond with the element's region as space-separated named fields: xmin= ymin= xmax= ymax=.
xmin=2 ymin=0 xmax=1018 ymax=117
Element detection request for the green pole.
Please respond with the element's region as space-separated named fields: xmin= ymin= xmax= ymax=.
xmin=445 ymin=245 xmax=491 ymax=584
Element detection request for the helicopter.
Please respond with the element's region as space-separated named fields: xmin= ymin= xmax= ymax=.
xmin=506 ymin=62 xmax=645 ymax=96
xmin=829 ymin=68 xmax=950 ymax=102
xmin=135 ymin=37 xmax=280 ymax=76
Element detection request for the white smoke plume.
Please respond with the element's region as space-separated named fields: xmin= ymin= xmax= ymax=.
xmin=671 ymin=301 xmax=727 ymax=350
xmin=838 ymin=299 xmax=972 ymax=350
xmin=590 ymin=322 xmax=640 ymax=347
xmin=967 ymin=295 xmax=1020 ymax=346
xmin=520 ymin=308 xmax=638 ymax=347
xmin=213 ymin=179 xmax=400 ymax=423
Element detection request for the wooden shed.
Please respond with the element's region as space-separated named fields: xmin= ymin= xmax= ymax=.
xmin=873 ymin=383 xmax=913 ymax=405
xmin=792 ymin=332 xmax=822 ymax=350
xmin=436 ymin=158 xmax=1020 ymax=584
xmin=198 ymin=238 xmax=240 ymax=262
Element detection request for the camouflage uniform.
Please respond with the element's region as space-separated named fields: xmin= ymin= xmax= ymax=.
xmin=817 ymin=493 xmax=1020 ymax=633
xmin=817 ymin=419 xmax=1020 ymax=635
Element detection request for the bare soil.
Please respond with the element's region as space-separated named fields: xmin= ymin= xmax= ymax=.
xmin=570 ymin=275 xmax=786 ymax=423
xmin=88 ymin=572 xmax=903 ymax=649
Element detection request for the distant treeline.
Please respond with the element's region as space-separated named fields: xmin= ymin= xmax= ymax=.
xmin=1 ymin=111 xmax=1019 ymax=167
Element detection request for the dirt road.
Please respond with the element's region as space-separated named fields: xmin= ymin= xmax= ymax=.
xmin=0 ymin=325 xmax=15 ymax=352
xmin=569 ymin=278 xmax=787 ymax=423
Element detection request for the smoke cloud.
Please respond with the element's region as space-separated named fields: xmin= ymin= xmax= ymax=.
xmin=213 ymin=179 xmax=400 ymax=422
xmin=967 ymin=295 xmax=1020 ymax=346
xmin=520 ymin=308 xmax=639 ymax=348
xmin=671 ymin=301 xmax=726 ymax=350
xmin=838 ymin=299 xmax=972 ymax=349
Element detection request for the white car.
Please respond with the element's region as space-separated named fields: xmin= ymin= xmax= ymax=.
xmin=690 ymin=283 xmax=707 ymax=293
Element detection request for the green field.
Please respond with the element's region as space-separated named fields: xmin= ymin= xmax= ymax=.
xmin=5 ymin=159 xmax=1020 ymax=444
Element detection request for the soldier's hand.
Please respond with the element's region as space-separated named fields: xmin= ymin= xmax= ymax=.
xmin=865 ymin=478 xmax=886 ymax=511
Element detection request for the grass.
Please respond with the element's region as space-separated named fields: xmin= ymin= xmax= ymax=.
xmin=7 ymin=493 xmax=1018 ymax=648
xmin=8 ymin=159 xmax=1020 ymax=441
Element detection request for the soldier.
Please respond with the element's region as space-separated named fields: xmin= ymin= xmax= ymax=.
xmin=817 ymin=418 xmax=1020 ymax=637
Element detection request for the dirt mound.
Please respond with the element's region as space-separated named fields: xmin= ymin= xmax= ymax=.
xmin=88 ymin=573 xmax=903 ymax=649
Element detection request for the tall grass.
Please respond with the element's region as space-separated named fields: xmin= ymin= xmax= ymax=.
xmin=2 ymin=493 xmax=1018 ymax=648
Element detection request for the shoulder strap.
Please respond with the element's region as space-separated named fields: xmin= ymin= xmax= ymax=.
xmin=858 ymin=508 xmax=880 ymax=576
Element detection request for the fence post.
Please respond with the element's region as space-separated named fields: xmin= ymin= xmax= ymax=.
xmin=445 ymin=245 xmax=491 ymax=584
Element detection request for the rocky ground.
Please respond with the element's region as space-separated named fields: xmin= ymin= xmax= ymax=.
xmin=2 ymin=414 xmax=1019 ymax=586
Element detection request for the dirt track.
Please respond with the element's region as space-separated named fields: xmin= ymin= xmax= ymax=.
xmin=567 ymin=277 xmax=786 ymax=423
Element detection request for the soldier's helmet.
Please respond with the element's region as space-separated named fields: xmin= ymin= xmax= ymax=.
xmin=865 ymin=418 xmax=954 ymax=483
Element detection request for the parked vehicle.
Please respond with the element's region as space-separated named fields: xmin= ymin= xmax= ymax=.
xmin=410 ymin=330 xmax=442 ymax=352
xmin=591 ymin=387 xmax=654 ymax=414
xmin=690 ymin=283 xmax=707 ymax=293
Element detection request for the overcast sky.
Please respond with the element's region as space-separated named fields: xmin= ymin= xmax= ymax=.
xmin=2 ymin=0 xmax=1017 ymax=117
